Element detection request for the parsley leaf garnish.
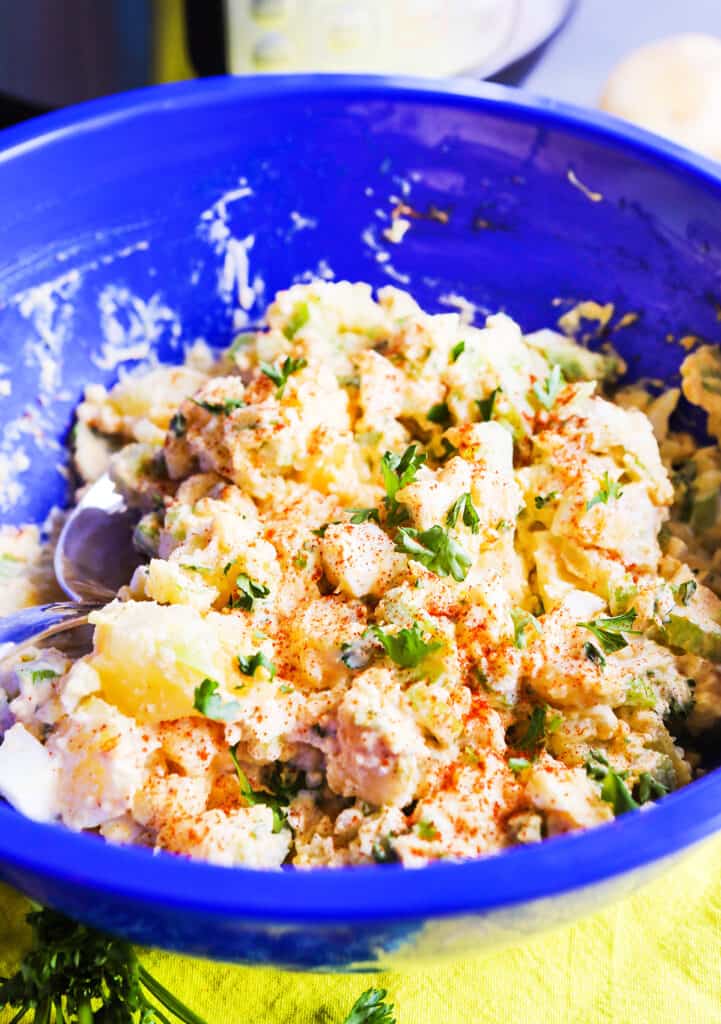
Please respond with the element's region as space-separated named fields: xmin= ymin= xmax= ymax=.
xmin=583 ymin=641 xmax=606 ymax=669
xmin=515 ymin=705 xmax=561 ymax=755
xmin=28 ymin=668 xmax=59 ymax=685
xmin=0 ymin=906 xmax=208 ymax=1024
xmin=673 ymin=579 xmax=697 ymax=606
xmin=381 ymin=444 xmax=426 ymax=526
xmin=477 ymin=386 xmax=500 ymax=421
xmin=450 ymin=340 xmax=466 ymax=362
xmin=237 ymin=651 xmax=276 ymax=680
xmin=446 ymin=492 xmax=481 ymax=533
xmin=416 ymin=819 xmax=440 ymax=841
xmin=260 ymin=355 xmax=308 ymax=397
xmin=348 ymin=507 xmax=381 ymax=525
xmin=534 ymin=491 xmax=558 ymax=510
xmin=370 ymin=622 xmax=442 ymax=669
xmin=510 ymin=608 xmax=540 ymax=649
xmin=427 ymin=402 xmax=452 ymax=427
xmin=395 ymin=524 xmax=471 ymax=581
xmin=532 ymin=364 xmax=564 ymax=411
xmin=282 ymin=301 xmax=310 ymax=340
xmin=169 ymin=411 xmax=187 ymax=437
xmin=585 ymin=749 xmax=638 ymax=815
xmin=586 ymin=470 xmax=623 ymax=511
xmin=229 ymin=745 xmax=287 ymax=833
xmin=635 ymin=771 xmax=669 ymax=805
xmin=578 ymin=609 xmax=640 ymax=654
xmin=193 ymin=678 xmax=241 ymax=722
xmin=224 ymin=565 xmax=270 ymax=611
xmin=192 ymin=397 xmax=245 ymax=414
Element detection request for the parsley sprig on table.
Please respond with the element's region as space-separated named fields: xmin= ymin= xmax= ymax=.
xmin=0 ymin=906 xmax=208 ymax=1024
xmin=0 ymin=908 xmax=396 ymax=1024
xmin=343 ymin=988 xmax=396 ymax=1024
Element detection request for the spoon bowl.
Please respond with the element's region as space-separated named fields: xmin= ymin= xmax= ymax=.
xmin=54 ymin=474 xmax=144 ymax=603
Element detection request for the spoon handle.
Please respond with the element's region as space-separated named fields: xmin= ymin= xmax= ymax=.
xmin=0 ymin=601 xmax=100 ymax=651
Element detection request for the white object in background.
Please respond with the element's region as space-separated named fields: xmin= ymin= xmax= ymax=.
xmin=224 ymin=0 xmax=524 ymax=76
xmin=600 ymin=34 xmax=721 ymax=162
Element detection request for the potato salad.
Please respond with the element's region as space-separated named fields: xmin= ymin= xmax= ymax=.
xmin=1 ymin=280 xmax=721 ymax=870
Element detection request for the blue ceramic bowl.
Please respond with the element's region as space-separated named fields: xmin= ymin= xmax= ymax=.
xmin=0 ymin=76 xmax=720 ymax=971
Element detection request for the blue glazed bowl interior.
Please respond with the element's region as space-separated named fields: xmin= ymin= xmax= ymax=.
xmin=0 ymin=76 xmax=720 ymax=969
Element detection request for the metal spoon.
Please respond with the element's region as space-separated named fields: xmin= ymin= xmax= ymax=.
xmin=54 ymin=473 xmax=145 ymax=603
xmin=0 ymin=601 xmax=97 ymax=659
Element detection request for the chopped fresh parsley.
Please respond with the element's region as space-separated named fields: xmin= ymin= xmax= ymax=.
xmin=192 ymin=397 xmax=245 ymax=414
xmin=282 ymin=301 xmax=310 ymax=340
xmin=370 ymin=622 xmax=442 ymax=669
xmin=260 ymin=355 xmax=308 ymax=397
xmin=450 ymin=340 xmax=466 ymax=362
xmin=578 ymin=609 xmax=640 ymax=655
xmin=371 ymin=835 xmax=399 ymax=864
xmin=585 ymin=749 xmax=638 ymax=815
xmin=193 ymin=678 xmax=241 ymax=722
xmin=477 ymin=386 xmax=500 ymax=422
xmin=381 ymin=444 xmax=426 ymax=526
xmin=343 ymin=988 xmax=396 ymax=1024
xmin=181 ymin=563 xmax=213 ymax=575
xmin=625 ymin=677 xmax=656 ymax=709
xmin=427 ymin=402 xmax=452 ymax=427
xmin=586 ymin=470 xmax=623 ymax=511
xmin=348 ymin=507 xmax=381 ymax=525
xmin=312 ymin=521 xmax=340 ymax=537
xmin=583 ymin=641 xmax=606 ymax=669
xmin=237 ymin=650 xmax=276 ymax=680
xmin=532 ymin=364 xmax=564 ymax=411
xmin=508 ymin=757 xmax=531 ymax=774
xmin=229 ymin=745 xmax=286 ymax=833
xmin=635 ymin=771 xmax=669 ymax=805
xmin=673 ymin=578 xmax=697 ymax=606
xmin=416 ymin=819 xmax=439 ymax=841
xmin=515 ymin=705 xmax=561 ymax=755
xmin=439 ymin=437 xmax=459 ymax=461
xmin=446 ymin=492 xmax=481 ymax=533
xmin=169 ymin=411 xmax=187 ymax=437
xmin=224 ymin=566 xmax=270 ymax=611
xmin=510 ymin=608 xmax=540 ymax=649
xmin=28 ymin=668 xmax=59 ymax=685
xmin=395 ymin=524 xmax=471 ymax=581
xmin=534 ymin=491 xmax=558 ymax=510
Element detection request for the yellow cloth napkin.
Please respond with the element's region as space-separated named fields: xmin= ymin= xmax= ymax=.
xmin=3 ymin=835 xmax=721 ymax=1024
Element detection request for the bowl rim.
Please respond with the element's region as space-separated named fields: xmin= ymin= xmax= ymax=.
xmin=1 ymin=72 xmax=721 ymax=925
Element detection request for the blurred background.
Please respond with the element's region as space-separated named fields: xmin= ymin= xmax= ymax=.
xmin=0 ymin=0 xmax=719 ymax=154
